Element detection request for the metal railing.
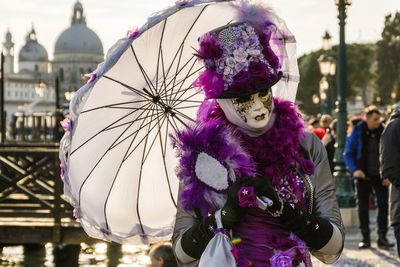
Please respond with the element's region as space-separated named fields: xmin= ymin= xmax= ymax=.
xmin=0 ymin=143 xmax=73 ymax=243
xmin=8 ymin=112 xmax=65 ymax=142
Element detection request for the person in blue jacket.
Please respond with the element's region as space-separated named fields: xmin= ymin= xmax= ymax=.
xmin=344 ymin=105 xmax=393 ymax=249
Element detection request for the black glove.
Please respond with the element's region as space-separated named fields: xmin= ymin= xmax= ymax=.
xmin=221 ymin=176 xmax=270 ymax=229
xmin=257 ymin=179 xmax=334 ymax=250
xmin=280 ymin=203 xmax=334 ymax=250
xmin=180 ymin=214 xmax=217 ymax=259
xmin=255 ymin=177 xmax=283 ymax=215
xmin=180 ymin=176 xmax=269 ymax=259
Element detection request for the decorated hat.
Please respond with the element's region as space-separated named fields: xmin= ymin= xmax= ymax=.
xmin=193 ymin=3 xmax=288 ymax=99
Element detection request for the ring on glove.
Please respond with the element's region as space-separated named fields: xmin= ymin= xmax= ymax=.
xmin=238 ymin=186 xmax=257 ymax=207
xmin=266 ymin=198 xmax=284 ymax=218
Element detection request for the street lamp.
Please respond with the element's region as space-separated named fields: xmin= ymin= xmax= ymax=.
xmin=35 ymin=80 xmax=48 ymax=98
xmin=312 ymin=94 xmax=320 ymax=105
xmin=55 ymin=76 xmax=60 ymax=111
xmin=318 ymin=30 xmax=336 ymax=115
xmin=0 ymin=52 xmax=5 ymax=143
xmin=64 ymin=91 xmax=75 ymax=102
xmin=318 ymin=55 xmax=336 ymax=77
xmin=318 ymin=53 xmax=336 ymax=114
xmin=334 ymin=0 xmax=356 ymax=208
xmin=322 ymin=31 xmax=332 ymax=51
xmin=319 ymin=76 xmax=329 ymax=104
xmin=335 ymin=0 xmax=352 ymax=5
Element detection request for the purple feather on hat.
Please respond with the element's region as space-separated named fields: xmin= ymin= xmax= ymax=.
xmin=193 ymin=1 xmax=284 ymax=99
xmin=193 ymin=70 xmax=224 ymax=99
xmin=232 ymin=0 xmax=275 ymax=31
xmin=195 ymin=33 xmax=222 ymax=60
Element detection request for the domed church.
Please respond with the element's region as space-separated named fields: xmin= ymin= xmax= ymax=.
xmin=53 ymin=0 xmax=104 ymax=103
xmin=18 ymin=28 xmax=49 ymax=74
xmin=1 ymin=26 xmax=54 ymax=125
xmin=1 ymin=1 xmax=104 ymax=137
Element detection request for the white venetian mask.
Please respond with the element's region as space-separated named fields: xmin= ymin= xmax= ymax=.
xmin=232 ymin=89 xmax=273 ymax=129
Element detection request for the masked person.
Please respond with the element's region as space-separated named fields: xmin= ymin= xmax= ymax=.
xmin=171 ymin=2 xmax=344 ymax=267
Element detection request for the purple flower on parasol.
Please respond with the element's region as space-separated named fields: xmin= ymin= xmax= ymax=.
xmin=60 ymin=118 xmax=72 ymax=132
xmin=73 ymin=207 xmax=81 ymax=219
xmin=175 ymin=0 xmax=191 ymax=7
xmin=60 ymin=163 xmax=65 ymax=180
xmin=86 ymin=72 xmax=97 ymax=84
xmin=128 ymin=27 xmax=140 ymax=40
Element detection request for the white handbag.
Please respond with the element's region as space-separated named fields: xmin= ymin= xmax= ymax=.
xmin=198 ymin=209 xmax=237 ymax=267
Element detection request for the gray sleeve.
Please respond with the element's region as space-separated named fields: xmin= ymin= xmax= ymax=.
xmin=303 ymin=133 xmax=345 ymax=264
xmin=172 ymin=184 xmax=199 ymax=266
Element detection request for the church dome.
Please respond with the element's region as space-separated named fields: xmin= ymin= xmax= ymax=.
xmin=54 ymin=1 xmax=103 ymax=56
xmin=19 ymin=28 xmax=48 ymax=62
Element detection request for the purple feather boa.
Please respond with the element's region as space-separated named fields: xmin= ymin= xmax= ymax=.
xmin=173 ymin=98 xmax=315 ymax=217
xmin=171 ymin=119 xmax=256 ymax=217
xmin=175 ymin=98 xmax=314 ymax=266
xmin=236 ymin=98 xmax=314 ymax=209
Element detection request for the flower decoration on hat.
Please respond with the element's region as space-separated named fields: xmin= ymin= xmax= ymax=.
xmin=193 ymin=5 xmax=283 ymax=100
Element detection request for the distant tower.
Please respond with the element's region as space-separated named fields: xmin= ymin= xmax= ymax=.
xmin=71 ymin=0 xmax=86 ymax=25
xmin=2 ymin=29 xmax=15 ymax=74
xmin=18 ymin=25 xmax=49 ymax=74
xmin=53 ymin=0 xmax=104 ymax=104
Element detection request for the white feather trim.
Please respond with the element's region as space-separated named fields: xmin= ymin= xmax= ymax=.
xmin=195 ymin=152 xmax=229 ymax=191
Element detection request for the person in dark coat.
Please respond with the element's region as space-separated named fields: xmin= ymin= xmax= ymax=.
xmin=344 ymin=105 xmax=393 ymax=249
xmin=380 ymin=103 xmax=400 ymax=256
xmin=320 ymin=114 xmax=335 ymax=174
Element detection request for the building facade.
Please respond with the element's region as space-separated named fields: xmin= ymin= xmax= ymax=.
xmin=2 ymin=27 xmax=54 ymax=122
xmin=1 ymin=1 xmax=104 ymax=136
xmin=53 ymin=1 xmax=104 ymax=104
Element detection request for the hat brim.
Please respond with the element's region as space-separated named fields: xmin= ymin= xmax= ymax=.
xmin=216 ymin=71 xmax=282 ymax=99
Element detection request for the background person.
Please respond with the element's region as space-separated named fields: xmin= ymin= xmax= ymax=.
xmin=320 ymin=114 xmax=335 ymax=173
xmin=344 ymin=105 xmax=392 ymax=249
xmin=148 ymin=242 xmax=178 ymax=267
xmin=380 ymin=104 xmax=400 ymax=256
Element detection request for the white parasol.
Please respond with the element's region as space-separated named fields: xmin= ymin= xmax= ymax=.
xmin=59 ymin=0 xmax=299 ymax=244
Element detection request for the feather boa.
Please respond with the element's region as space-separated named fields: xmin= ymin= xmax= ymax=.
xmin=237 ymin=98 xmax=314 ymax=209
xmin=172 ymin=97 xmax=314 ymax=216
xmin=171 ymin=119 xmax=256 ymax=217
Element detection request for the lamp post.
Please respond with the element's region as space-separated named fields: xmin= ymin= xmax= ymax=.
xmin=64 ymin=90 xmax=75 ymax=102
xmin=0 ymin=52 xmax=5 ymax=143
xmin=55 ymin=76 xmax=60 ymax=111
xmin=318 ymin=31 xmax=336 ymax=115
xmin=322 ymin=31 xmax=332 ymax=51
xmin=319 ymin=76 xmax=329 ymax=114
xmin=334 ymin=0 xmax=356 ymax=208
xmin=34 ymin=79 xmax=48 ymax=98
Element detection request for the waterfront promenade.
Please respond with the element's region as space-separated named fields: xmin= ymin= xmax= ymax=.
xmin=313 ymin=210 xmax=400 ymax=267
xmin=1 ymin=221 xmax=400 ymax=266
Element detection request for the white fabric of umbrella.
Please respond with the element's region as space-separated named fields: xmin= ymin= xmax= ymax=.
xmin=59 ymin=0 xmax=299 ymax=245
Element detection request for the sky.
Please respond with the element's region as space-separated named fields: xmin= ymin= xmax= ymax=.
xmin=0 ymin=0 xmax=398 ymax=68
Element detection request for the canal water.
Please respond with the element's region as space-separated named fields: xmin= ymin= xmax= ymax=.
xmin=0 ymin=243 xmax=150 ymax=266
